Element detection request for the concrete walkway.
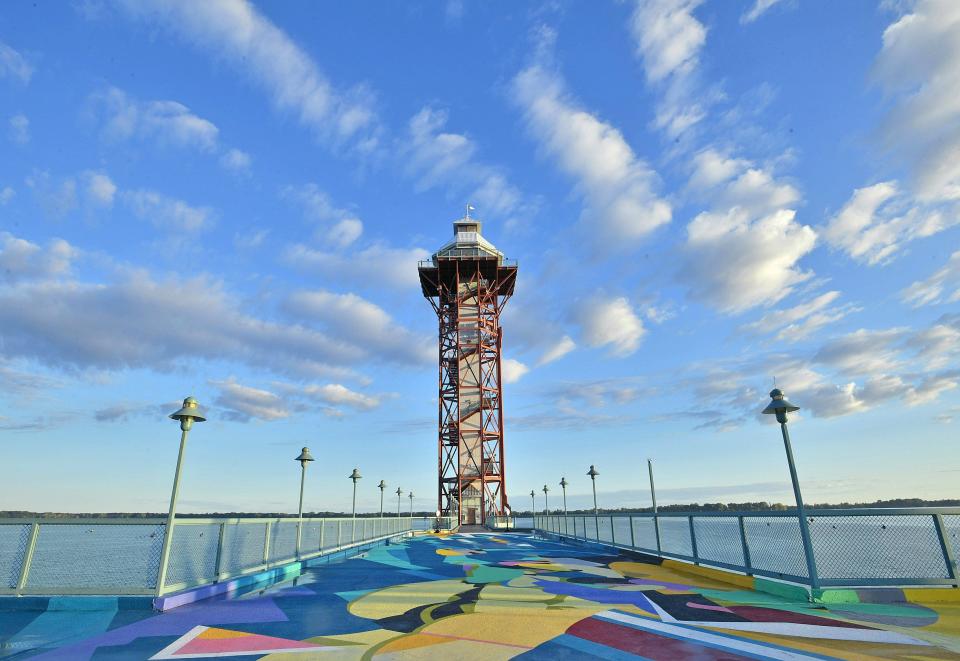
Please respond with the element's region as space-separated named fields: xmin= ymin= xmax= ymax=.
xmin=1 ymin=531 xmax=959 ymax=659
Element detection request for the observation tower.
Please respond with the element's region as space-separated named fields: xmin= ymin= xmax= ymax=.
xmin=418 ymin=209 xmax=517 ymax=526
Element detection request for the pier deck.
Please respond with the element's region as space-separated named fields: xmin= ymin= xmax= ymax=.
xmin=1 ymin=531 xmax=958 ymax=659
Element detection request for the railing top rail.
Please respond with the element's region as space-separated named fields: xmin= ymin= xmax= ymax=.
xmin=538 ymin=507 xmax=960 ymax=518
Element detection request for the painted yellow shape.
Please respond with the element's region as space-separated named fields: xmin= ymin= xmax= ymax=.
xmin=435 ymin=548 xmax=466 ymax=556
xmin=421 ymin=610 xmax=593 ymax=649
xmin=349 ymin=579 xmax=471 ymax=619
xmin=488 ymin=537 xmax=509 ymax=544
xmin=197 ymin=628 xmax=252 ymax=640
xmin=479 ymin=584 xmax=552 ymax=603
xmin=662 ymin=559 xmax=755 ymax=589
xmin=512 ymin=561 xmax=568 ymax=571
xmin=376 ymin=637 xmax=520 ymax=661
xmin=904 ymin=589 xmax=960 ymax=604
xmin=376 ymin=633 xmax=450 ymax=653
xmin=505 ymin=574 xmax=540 ymax=588
xmin=609 ymin=561 xmax=652 ymax=578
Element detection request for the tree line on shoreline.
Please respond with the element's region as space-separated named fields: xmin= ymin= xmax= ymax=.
xmin=3 ymin=498 xmax=958 ymax=519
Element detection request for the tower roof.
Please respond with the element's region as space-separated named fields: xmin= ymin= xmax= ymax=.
xmin=430 ymin=212 xmax=504 ymax=264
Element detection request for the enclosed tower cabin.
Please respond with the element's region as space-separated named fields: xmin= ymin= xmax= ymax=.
xmin=418 ymin=212 xmax=517 ymax=526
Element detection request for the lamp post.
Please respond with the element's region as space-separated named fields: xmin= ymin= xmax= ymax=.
xmin=378 ymin=480 xmax=387 ymax=518
xmin=409 ymin=491 xmax=414 ymax=517
xmin=529 ymin=489 xmax=535 ymax=521
xmin=396 ymin=487 xmax=402 ymax=517
xmin=349 ymin=468 xmax=361 ymax=542
xmin=587 ymin=465 xmax=599 ymax=539
xmin=762 ymin=388 xmax=820 ymax=590
xmin=156 ymin=396 xmax=206 ymax=597
xmin=560 ymin=477 xmax=569 ymax=537
xmin=648 ymin=458 xmax=661 ymax=553
xmin=504 ymin=505 xmax=511 ymax=532
xmin=294 ymin=447 xmax=314 ymax=559
xmin=542 ymin=484 xmax=550 ymax=514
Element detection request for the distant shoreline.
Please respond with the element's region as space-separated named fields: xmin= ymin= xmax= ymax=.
xmin=3 ymin=498 xmax=958 ymax=518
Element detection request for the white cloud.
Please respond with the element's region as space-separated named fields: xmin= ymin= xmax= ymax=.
xmin=0 ymin=187 xmax=14 ymax=205
xmin=402 ymin=107 xmax=527 ymax=219
xmin=901 ymin=250 xmax=960 ymax=307
xmin=93 ymin=87 xmax=219 ymax=151
xmin=502 ymin=358 xmax=529 ymax=384
xmin=301 ymin=383 xmax=379 ymax=411
xmin=283 ymin=243 xmax=430 ymax=290
xmin=0 ymin=233 xmax=75 ymax=283
xmin=8 ymin=114 xmax=29 ymax=144
xmin=123 ymin=189 xmax=215 ymax=232
xmin=873 ymin=0 xmax=960 ymax=201
xmin=822 ymin=181 xmax=950 ymax=265
xmin=25 ymin=171 xmax=77 ymax=218
xmin=537 ymin=335 xmax=575 ymax=366
xmin=682 ymin=207 xmax=816 ymax=313
xmin=116 ymin=0 xmax=380 ymax=152
xmin=573 ymin=296 xmax=645 ymax=356
xmin=689 ymin=149 xmax=751 ymax=191
xmin=0 ymin=265 xmax=364 ymax=379
xmin=512 ymin=63 xmax=671 ymax=244
xmin=283 ymin=289 xmax=433 ymax=366
xmin=212 ymin=377 xmax=289 ymax=421
xmin=83 ymin=171 xmax=117 ymax=207
xmin=741 ymin=0 xmax=785 ymax=24
xmin=219 ymin=148 xmax=252 ymax=174
xmin=0 ymin=40 xmax=32 ymax=83
xmin=281 ymin=184 xmax=363 ymax=247
xmin=742 ymin=291 xmax=860 ymax=342
xmin=905 ymin=323 xmax=960 ymax=370
xmin=812 ymin=328 xmax=907 ymax=375
xmin=628 ymin=0 xmax=708 ymax=137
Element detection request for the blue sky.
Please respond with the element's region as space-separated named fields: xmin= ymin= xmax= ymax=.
xmin=1 ymin=0 xmax=958 ymax=514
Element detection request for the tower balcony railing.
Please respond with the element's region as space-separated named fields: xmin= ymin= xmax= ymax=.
xmin=418 ymin=256 xmax=517 ymax=268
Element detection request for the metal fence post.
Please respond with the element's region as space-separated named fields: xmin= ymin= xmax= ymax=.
xmin=689 ymin=516 xmax=699 ymax=564
xmin=933 ymin=514 xmax=958 ymax=583
xmin=610 ymin=515 xmax=615 ymax=544
xmin=337 ymin=520 xmax=342 ymax=549
xmin=738 ymin=516 xmax=753 ymax=575
xmin=16 ymin=523 xmax=40 ymax=596
xmin=319 ymin=519 xmax=325 ymax=553
xmin=213 ymin=523 xmax=226 ymax=582
xmin=629 ymin=515 xmax=636 ymax=548
xmin=263 ymin=521 xmax=272 ymax=568
xmin=654 ymin=513 xmax=662 ymax=555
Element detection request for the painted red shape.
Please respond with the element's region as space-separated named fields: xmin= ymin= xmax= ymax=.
xmin=567 ymin=617 xmax=752 ymax=660
xmin=727 ymin=606 xmax=872 ymax=628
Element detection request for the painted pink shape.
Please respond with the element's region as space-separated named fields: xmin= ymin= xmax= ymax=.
xmin=177 ymin=632 xmax=323 ymax=655
xmin=686 ymin=601 xmax=735 ymax=613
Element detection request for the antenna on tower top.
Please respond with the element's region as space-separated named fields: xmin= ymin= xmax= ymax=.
xmin=465 ymin=203 xmax=475 ymax=219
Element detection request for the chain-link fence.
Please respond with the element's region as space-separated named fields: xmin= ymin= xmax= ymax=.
xmin=533 ymin=508 xmax=960 ymax=588
xmin=0 ymin=515 xmax=451 ymax=597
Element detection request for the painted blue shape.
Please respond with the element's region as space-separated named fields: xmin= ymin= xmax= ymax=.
xmin=534 ymin=580 xmax=657 ymax=614
xmin=5 ymin=598 xmax=117 ymax=657
xmin=336 ymin=589 xmax=375 ymax=602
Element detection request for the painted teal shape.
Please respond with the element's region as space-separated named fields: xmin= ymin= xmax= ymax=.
xmin=465 ymin=565 xmax=524 ymax=584
xmin=361 ymin=546 xmax=425 ymax=570
xmin=442 ymin=554 xmax=489 ymax=566
xmin=4 ymin=598 xmax=117 ymax=656
xmin=336 ymin=589 xmax=376 ymax=602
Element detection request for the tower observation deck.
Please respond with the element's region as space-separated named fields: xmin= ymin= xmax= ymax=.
xmin=418 ymin=211 xmax=517 ymax=526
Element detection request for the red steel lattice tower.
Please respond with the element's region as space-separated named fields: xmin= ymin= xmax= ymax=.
xmin=419 ymin=211 xmax=517 ymax=526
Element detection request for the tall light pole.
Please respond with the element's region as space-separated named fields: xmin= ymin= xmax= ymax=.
xmin=378 ymin=480 xmax=387 ymax=518
xmin=648 ymin=458 xmax=661 ymax=553
xmin=409 ymin=491 xmax=414 ymax=517
xmin=294 ymin=447 xmax=314 ymax=559
xmin=504 ymin=505 xmax=511 ymax=531
xmin=762 ymin=388 xmax=820 ymax=590
xmin=156 ymin=396 xmax=206 ymax=597
xmin=559 ymin=477 xmax=569 ymax=515
xmin=587 ymin=465 xmax=599 ymax=539
xmin=396 ymin=487 xmax=402 ymax=517
xmin=542 ymin=484 xmax=550 ymax=514
xmin=349 ymin=468 xmax=361 ymax=542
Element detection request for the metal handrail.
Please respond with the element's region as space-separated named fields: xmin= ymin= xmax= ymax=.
xmin=0 ymin=515 xmax=456 ymax=598
xmin=531 ymin=508 xmax=960 ymax=589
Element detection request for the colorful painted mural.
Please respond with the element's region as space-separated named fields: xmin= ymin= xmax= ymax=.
xmin=2 ymin=532 xmax=959 ymax=659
